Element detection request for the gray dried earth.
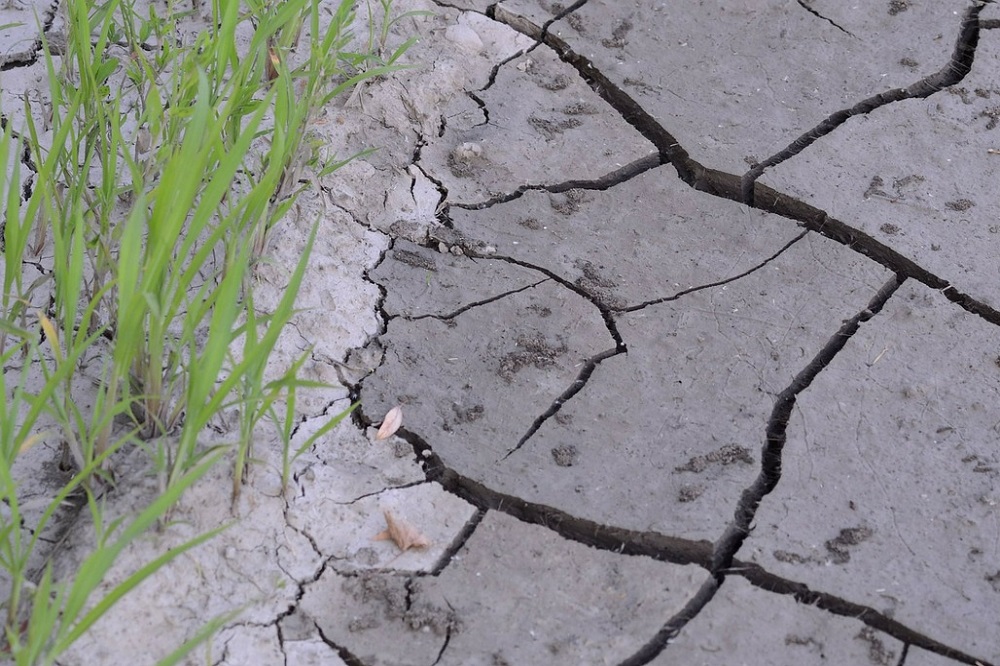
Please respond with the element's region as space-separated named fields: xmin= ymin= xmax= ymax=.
xmin=2 ymin=0 xmax=999 ymax=665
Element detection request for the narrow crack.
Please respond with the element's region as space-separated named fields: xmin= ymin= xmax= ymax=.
xmin=403 ymin=576 xmax=416 ymax=611
xmin=270 ymin=542 xmax=335 ymax=666
xmin=430 ymin=0 xmax=471 ymax=9
xmin=429 ymin=507 xmax=485 ymax=575
xmin=276 ymin=620 xmax=288 ymax=666
xmin=500 ymin=346 xmax=621 ymax=459
xmin=314 ymin=621 xmax=370 ymax=666
xmin=742 ymin=1 xmax=986 ymax=205
xmin=331 ymin=479 xmax=429 ymax=505
xmin=431 ymin=620 xmax=454 ymax=665
xmin=616 ymin=230 xmax=809 ymax=313
xmin=734 ymin=562 xmax=995 ymax=666
xmin=409 ymin=134 xmax=450 ymax=225
xmin=401 ymin=279 xmax=550 ymax=322
xmin=795 ymin=0 xmax=855 ymax=37
xmin=547 ymin=0 xmax=592 ymax=28
xmin=447 ymin=248 xmax=626 ymax=349
xmin=617 ymin=274 xmax=905 ymax=665
xmin=287 ymin=397 xmax=347 ymax=446
xmin=428 ymin=0 xmax=539 ymax=101
xmin=212 ymin=636 xmax=232 ymax=666
xmin=452 ymin=153 xmax=661 ymax=210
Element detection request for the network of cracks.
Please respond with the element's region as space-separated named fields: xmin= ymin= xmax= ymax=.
xmin=346 ymin=2 xmax=1000 ymax=665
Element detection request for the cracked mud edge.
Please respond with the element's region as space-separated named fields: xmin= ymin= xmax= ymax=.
xmin=488 ymin=2 xmax=1000 ymax=328
xmin=742 ymin=1 xmax=986 ymax=204
xmin=0 ymin=0 xmax=60 ymax=70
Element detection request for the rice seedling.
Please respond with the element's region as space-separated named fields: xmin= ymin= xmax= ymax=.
xmin=0 ymin=0 xmax=422 ymax=661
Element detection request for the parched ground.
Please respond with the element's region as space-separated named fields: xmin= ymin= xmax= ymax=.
xmin=2 ymin=1 xmax=999 ymax=664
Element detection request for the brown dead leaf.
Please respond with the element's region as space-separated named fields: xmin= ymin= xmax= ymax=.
xmin=375 ymin=405 xmax=403 ymax=440
xmin=265 ymin=45 xmax=280 ymax=81
xmin=373 ymin=509 xmax=430 ymax=552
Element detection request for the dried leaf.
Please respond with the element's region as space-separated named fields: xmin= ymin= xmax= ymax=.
xmin=373 ymin=509 xmax=430 ymax=552
xmin=266 ymin=46 xmax=280 ymax=81
xmin=375 ymin=405 xmax=403 ymax=440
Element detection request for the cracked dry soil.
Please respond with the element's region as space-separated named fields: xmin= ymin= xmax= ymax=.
xmin=3 ymin=0 xmax=1000 ymax=664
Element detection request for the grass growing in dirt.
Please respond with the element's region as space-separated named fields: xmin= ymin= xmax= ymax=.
xmin=0 ymin=0 xmax=417 ymax=662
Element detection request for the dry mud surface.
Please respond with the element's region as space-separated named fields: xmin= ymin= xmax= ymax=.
xmin=3 ymin=0 xmax=1000 ymax=664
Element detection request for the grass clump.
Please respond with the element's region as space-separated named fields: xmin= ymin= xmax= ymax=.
xmin=0 ymin=0 xmax=421 ymax=661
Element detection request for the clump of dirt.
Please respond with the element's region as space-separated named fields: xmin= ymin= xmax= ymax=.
xmin=675 ymin=444 xmax=754 ymax=473
xmin=888 ymin=0 xmax=909 ymax=16
xmin=528 ymin=114 xmax=582 ymax=140
xmin=944 ymin=198 xmax=975 ymax=211
xmin=498 ymin=333 xmax=567 ymax=381
xmin=824 ymin=526 xmax=874 ymax=564
xmin=773 ymin=550 xmax=812 ymax=565
xmin=574 ymin=259 xmax=624 ymax=309
xmin=549 ymin=188 xmax=588 ymax=215
xmin=601 ymin=19 xmax=632 ymax=48
xmin=551 ymin=444 xmax=578 ymax=467
xmin=393 ymin=249 xmax=437 ymax=271
xmin=677 ymin=484 xmax=705 ymax=503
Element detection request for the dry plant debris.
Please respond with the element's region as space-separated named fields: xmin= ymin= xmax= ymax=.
xmin=376 ymin=405 xmax=404 ymax=440
xmin=373 ymin=509 xmax=431 ymax=552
